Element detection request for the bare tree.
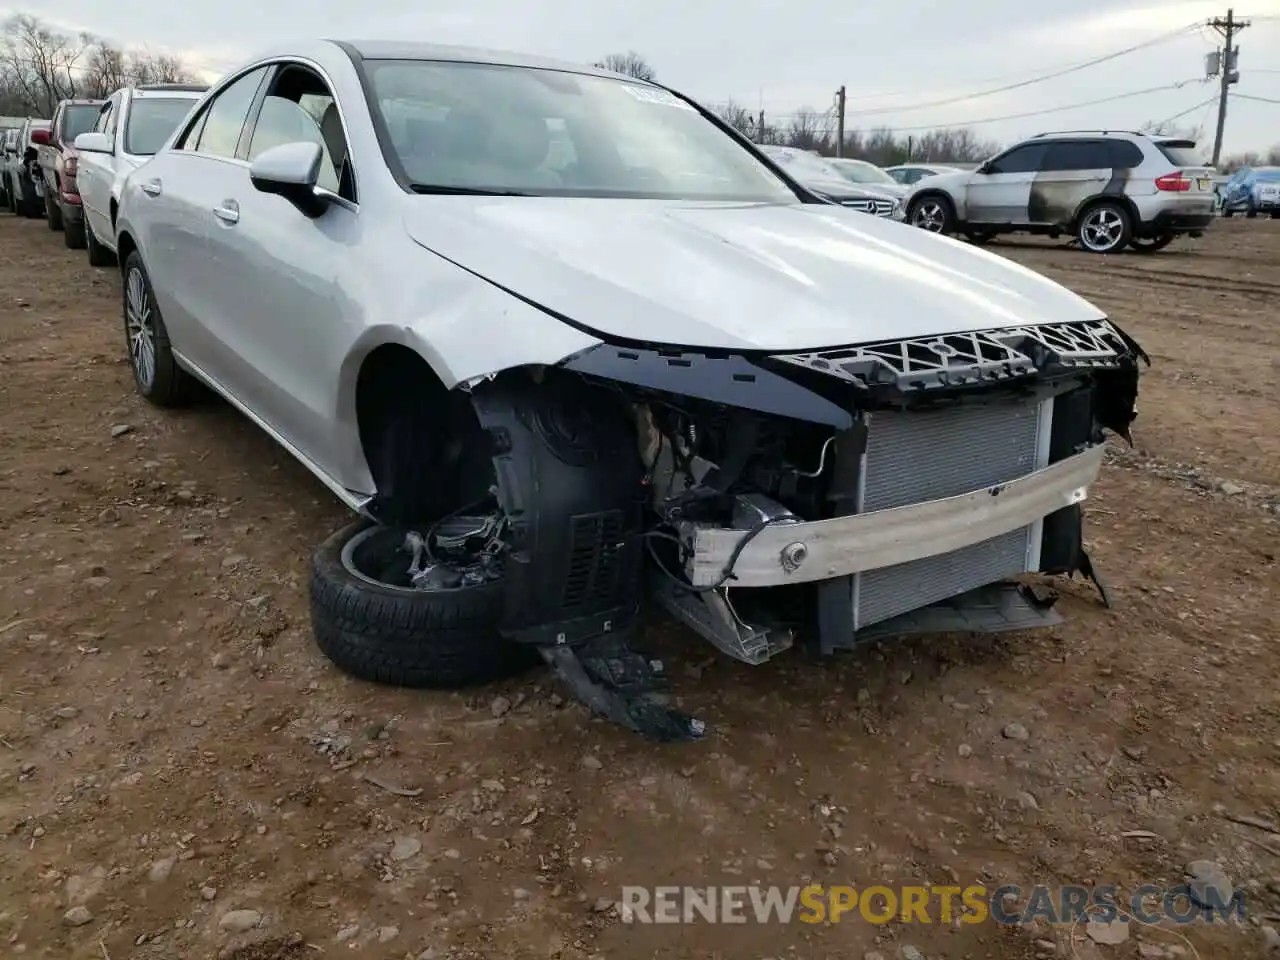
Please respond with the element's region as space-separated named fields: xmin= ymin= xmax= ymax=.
xmin=0 ymin=14 xmax=89 ymax=116
xmin=910 ymin=127 xmax=1000 ymax=164
xmin=80 ymin=43 xmax=129 ymax=98
xmin=713 ymin=99 xmax=755 ymax=138
xmin=593 ymin=51 xmax=656 ymax=82
xmin=1140 ymin=119 xmax=1204 ymax=141
xmin=785 ymin=107 xmax=827 ymax=152
xmin=81 ymin=42 xmax=198 ymax=95
xmin=0 ymin=15 xmax=201 ymax=112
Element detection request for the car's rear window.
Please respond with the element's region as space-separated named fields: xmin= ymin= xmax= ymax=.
xmin=62 ymin=105 xmax=100 ymax=142
xmin=1156 ymin=140 xmax=1205 ymax=167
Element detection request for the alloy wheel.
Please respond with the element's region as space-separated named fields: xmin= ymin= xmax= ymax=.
xmin=1079 ymin=208 xmax=1125 ymax=252
xmin=911 ymin=200 xmax=947 ymax=232
xmin=125 ymin=266 xmax=156 ymax=391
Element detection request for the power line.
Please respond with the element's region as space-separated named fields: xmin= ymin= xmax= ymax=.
xmin=838 ymin=23 xmax=1205 ymax=104
xmin=1231 ymin=91 xmax=1280 ymax=104
xmin=877 ymin=79 xmax=1210 ymax=132
xmin=1153 ymin=95 xmax=1222 ymax=127
xmin=840 ymin=22 xmax=1202 ymax=118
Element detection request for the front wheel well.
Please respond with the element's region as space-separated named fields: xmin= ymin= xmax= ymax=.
xmin=115 ymin=229 xmax=137 ymax=270
xmin=354 ymin=344 xmax=494 ymax=527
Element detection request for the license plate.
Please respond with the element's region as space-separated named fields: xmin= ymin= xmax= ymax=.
xmin=1197 ymin=178 xmax=1211 ymax=190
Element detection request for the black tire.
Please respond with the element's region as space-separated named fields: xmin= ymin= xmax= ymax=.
xmin=85 ymin=216 xmax=114 ymax=266
xmin=1271 ymin=212 xmax=1279 ymax=220
xmin=1128 ymin=234 xmax=1174 ymax=253
xmin=122 ymin=250 xmax=194 ymax=406
xmin=21 ymin=182 xmax=42 ymax=219
xmin=1076 ymin=201 xmax=1132 ymax=254
xmin=1246 ymin=207 xmax=1257 ymax=219
xmin=45 ymin=191 xmax=62 ymax=230
xmin=907 ymin=193 xmax=956 ymax=235
xmin=63 ymin=214 xmax=85 ymax=249
xmin=5 ymin=177 xmax=14 ymax=214
xmin=965 ymin=230 xmax=996 ymax=245
xmin=309 ymin=520 xmax=538 ymax=689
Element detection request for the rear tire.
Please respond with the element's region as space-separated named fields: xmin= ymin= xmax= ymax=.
xmin=309 ymin=520 xmax=538 ymax=689
xmin=1246 ymin=207 xmax=1258 ymax=219
xmin=21 ymin=182 xmax=42 ymax=219
xmin=85 ymin=217 xmax=114 ymax=267
xmin=965 ymin=230 xmax=996 ymax=245
xmin=122 ymin=251 xmax=194 ymax=407
xmin=45 ymin=192 xmax=62 ymax=231
xmin=63 ymin=213 xmax=85 ymax=249
xmin=1076 ymin=202 xmax=1132 ymax=254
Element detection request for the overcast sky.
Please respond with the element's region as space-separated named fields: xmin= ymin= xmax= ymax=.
xmin=7 ymin=0 xmax=1280 ymax=155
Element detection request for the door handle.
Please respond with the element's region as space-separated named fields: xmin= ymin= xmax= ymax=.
xmin=212 ymin=200 xmax=239 ymax=224
xmin=140 ymin=178 xmax=162 ymax=197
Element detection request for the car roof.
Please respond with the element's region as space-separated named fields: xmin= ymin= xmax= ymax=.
xmin=132 ymin=85 xmax=207 ymax=99
xmin=133 ymin=83 xmax=208 ymax=96
xmin=338 ymin=40 xmax=635 ymax=81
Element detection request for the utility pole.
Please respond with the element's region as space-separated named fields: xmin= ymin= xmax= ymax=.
xmin=757 ymin=108 xmax=766 ymax=142
xmin=1209 ymin=8 xmax=1248 ymax=166
xmin=834 ymin=85 xmax=846 ymax=157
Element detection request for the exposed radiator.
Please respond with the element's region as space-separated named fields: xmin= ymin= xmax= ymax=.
xmin=853 ymin=396 xmax=1052 ymax=631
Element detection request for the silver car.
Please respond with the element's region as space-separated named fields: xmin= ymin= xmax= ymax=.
xmin=114 ymin=41 xmax=1147 ymax=740
xmin=903 ymin=131 xmax=1216 ymax=253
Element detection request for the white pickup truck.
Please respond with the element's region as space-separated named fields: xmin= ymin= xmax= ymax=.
xmin=72 ymin=83 xmax=207 ymax=265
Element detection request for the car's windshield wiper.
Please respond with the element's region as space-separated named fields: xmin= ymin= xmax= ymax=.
xmin=408 ymin=183 xmax=532 ymax=197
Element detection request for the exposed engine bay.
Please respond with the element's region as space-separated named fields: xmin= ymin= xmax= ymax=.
xmin=387 ymin=318 xmax=1147 ymax=742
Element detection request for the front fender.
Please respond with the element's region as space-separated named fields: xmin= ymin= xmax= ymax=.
xmin=334 ymin=270 xmax=602 ymax=426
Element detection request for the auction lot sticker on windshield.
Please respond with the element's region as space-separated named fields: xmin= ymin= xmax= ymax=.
xmin=622 ymin=85 xmax=696 ymax=110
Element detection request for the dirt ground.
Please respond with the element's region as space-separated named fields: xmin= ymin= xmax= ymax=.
xmin=1 ymin=215 xmax=1278 ymax=960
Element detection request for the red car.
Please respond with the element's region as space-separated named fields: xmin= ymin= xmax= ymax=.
xmin=34 ymin=98 xmax=103 ymax=248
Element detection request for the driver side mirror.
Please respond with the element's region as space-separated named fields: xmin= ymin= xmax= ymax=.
xmin=976 ymin=161 xmax=993 ymax=175
xmin=249 ymin=141 xmax=328 ymax=218
xmin=74 ymin=132 xmax=114 ymax=154
xmin=29 ymin=128 xmax=50 ymax=146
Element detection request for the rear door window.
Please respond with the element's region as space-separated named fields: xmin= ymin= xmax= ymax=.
xmin=1042 ymin=140 xmax=1111 ymax=171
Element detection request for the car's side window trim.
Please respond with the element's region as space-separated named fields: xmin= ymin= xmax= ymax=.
xmin=237 ymin=66 xmax=358 ymax=207
xmin=235 ymin=64 xmax=280 ymax=161
xmin=193 ymin=67 xmax=272 ymax=157
xmin=165 ymin=55 xmax=360 ymax=210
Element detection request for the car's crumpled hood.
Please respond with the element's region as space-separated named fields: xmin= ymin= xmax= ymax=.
xmin=403 ymin=197 xmax=1105 ymax=352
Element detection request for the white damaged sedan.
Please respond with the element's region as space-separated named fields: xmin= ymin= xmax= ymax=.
xmin=113 ymin=41 xmax=1148 ymax=740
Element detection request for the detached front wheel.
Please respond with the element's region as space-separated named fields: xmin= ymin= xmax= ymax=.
xmin=1077 ymin=202 xmax=1131 ymax=254
xmin=309 ymin=521 xmax=538 ymax=689
xmin=908 ymin=195 xmax=955 ymax=235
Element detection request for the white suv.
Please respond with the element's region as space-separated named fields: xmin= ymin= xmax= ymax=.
xmin=903 ymin=131 xmax=1216 ymax=253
